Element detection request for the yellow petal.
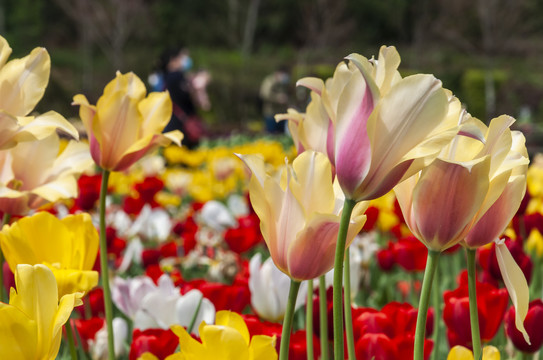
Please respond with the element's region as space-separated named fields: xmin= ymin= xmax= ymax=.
xmin=0 ymin=47 xmax=50 ymax=116
xmin=0 ymin=303 xmax=38 ymax=359
xmin=249 ymin=335 xmax=277 ymax=360
xmin=215 ymin=311 xmax=250 ymax=346
xmin=495 ymin=239 xmax=531 ymax=344
xmin=0 ymin=35 xmax=12 ymax=68
xmin=138 ymin=353 xmax=160 ymax=360
xmin=482 ymin=346 xmax=500 ymax=360
xmin=447 ymin=345 xmax=474 ymax=360
xmin=47 ymin=266 xmax=98 ymax=297
xmin=103 ymin=71 xmax=146 ymax=101
xmin=138 ymin=91 xmax=172 ymax=134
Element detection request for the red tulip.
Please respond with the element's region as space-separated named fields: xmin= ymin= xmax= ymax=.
xmin=394 ymin=235 xmax=428 ymax=272
xmin=505 ymin=299 xmax=543 ymax=353
xmin=134 ymin=176 xmax=164 ymax=206
xmin=74 ymin=317 xmax=105 ymax=351
xmin=377 ymin=242 xmax=396 ymax=271
xmin=129 ymin=328 xmax=179 ymax=360
xmin=74 ymin=174 xmax=102 ymax=211
xmin=443 ymin=271 xmax=508 ymax=349
xmin=224 ymin=213 xmax=262 ymax=254
xmin=355 ymin=333 xmax=398 ymax=360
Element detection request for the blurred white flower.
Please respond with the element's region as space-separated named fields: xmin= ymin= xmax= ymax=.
xmin=199 ymin=200 xmax=237 ymax=231
xmin=227 ymin=194 xmax=249 ymax=218
xmin=319 ymin=232 xmax=379 ymax=300
xmin=111 ymin=275 xmax=156 ymax=319
xmin=88 ymin=317 xmax=128 ymax=360
xmin=127 ymin=204 xmax=173 ymax=242
xmin=249 ymin=253 xmax=307 ymax=322
xmin=132 ymin=274 xmax=215 ymax=335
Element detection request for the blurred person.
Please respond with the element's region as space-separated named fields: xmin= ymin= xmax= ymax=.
xmin=259 ymin=65 xmax=291 ymax=134
xmin=156 ymin=46 xmax=205 ymax=148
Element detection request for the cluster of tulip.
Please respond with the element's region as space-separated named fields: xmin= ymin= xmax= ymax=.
xmin=0 ymin=34 xmax=541 ymax=360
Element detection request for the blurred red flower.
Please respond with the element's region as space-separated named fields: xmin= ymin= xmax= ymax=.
xmin=505 ymin=299 xmax=543 ymax=353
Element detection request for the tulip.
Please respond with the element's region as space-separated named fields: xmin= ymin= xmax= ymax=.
xmin=0 ymin=264 xmax=82 ymax=359
xmin=443 ymin=271 xmax=509 ymax=349
xmin=132 ymin=274 xmax=215 ymax=335
xmin=249 ymin=253 xmax=307 ymax=322
xmin=239 ymin=150 xmax=367 ymax=280
xmin=89 ymin=317 xmax=128 ymax=360
xmin=0 ymin=133 xmax=93 ymax=215
xmin=505 ymin=299 xmax=543 ymax=353
xmin=0 ymin=36 xmax=78 ymax=150
xmin=447 ymin=345 xmax=501 ymax=360
xmin=291 ymin=46 xmax=459 ymax=202
xmin=72 ymin=71 xmax=183 ymax=172
xmin=111 ymin=275 xmax=157 ymax=319
xmin=130 ymin=328 xmax=179 ymax=360
xmin=168 ymin=310 xmax=278 ymax=360
xmin=0 ymin=211 xmax=99 ymax=297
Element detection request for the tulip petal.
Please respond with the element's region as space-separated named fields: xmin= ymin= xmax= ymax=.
xmin=465 ymin=176 xmax=526 ymax=248
xmin=138 ymin=91 xmax=173 ymax=134
xmin=290 ymin=151 xmax=335 ymax=214
xmin=0 ymin=304 xmax=38 ymax=359
xmin=249 ymin=335 xmax=278 ymax=360
xmin=447 ymin=345 xmax=473 ymax=360
xmin=412 ymin=157 xmax=490 ymax=250
xmin=16 ymin=111 xmax=79 ymax=141
xmin=495 ymin=239 xmax=531 ymax=344
xmin=334 ymin=69 xmax=374 ymax=198
xmin=286 ymin=212 xmax=365 ymax=280
xmin=0 ymin=47 xmax=50 ymax=116
xmin=171 ymin=324 xmax=206 ymax=356
xmin=296 ymin=77 xmax=324 ymax=95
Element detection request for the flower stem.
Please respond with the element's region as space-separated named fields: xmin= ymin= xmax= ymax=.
xmin=0 ymin=213 xmax=11 ymax=303
xmin=333 ymin=198 xmax=356 ymax=360
xmin=99 ymin=169 xmax=115 ymax=360
xmin=344 ymin=247 xmax=355 ymax=360
xmin=319 ymin=276 xmax=329 ymax=360
xmin=306 ymin=279 xmax=314 ymax=360
xmin=430 ymin=260 xmax=441 ymax=360
xmin=64 ymin=319 xmax=78 ymax=360
xmin=467 ymin=248 xmax=482 ymax=360
xmin=279 ymin=279 xmax=302 ymax=360
xmin=187 ymin=294 xmax=203 ymax=334
xmin=414 ymin=249 xmax=440 ymax=360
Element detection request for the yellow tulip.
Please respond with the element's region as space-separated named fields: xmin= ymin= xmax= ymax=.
xmin=73 ymin=71 xmax=183 ymax=172
xmin=0 ymin=35 xmax=78 ymax=149
xmin=447 ymin=345 xmax=500 ymax=360
xmin=169 ymin=310 xmax=277 ymax=360
xmin=240 ymin=150 xmax=367 ymax=280
xmin=0 ymin=132 xmax=93 ymax=215
xmin=0 ymin=211 xmax=99 ymax=297
xmin=0 ymin=264 xmax=83 ymax=360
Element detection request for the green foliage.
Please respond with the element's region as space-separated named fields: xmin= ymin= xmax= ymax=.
xmin=460 ymin=68 xmax=507 ymax=120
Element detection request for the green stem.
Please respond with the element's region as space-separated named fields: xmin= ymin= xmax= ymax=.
xmin=187 ymin=295 xmax=203 ymax=334
xmin=99 ymin=169 xmax=115 ymax=360
xmin=279 ymin=280 xmax=302 ymax=360
xmin=306 ymin=279 xmax=314 ymax=360
xmin=467 ymin=248 xmax=482 ymax=360
xmin=64 ymin=319 xmax=78 ymax=360
xmin=344 ymin=248 xmax=355 ymax=360
xmin=333 ymin=198 xmax=356 ymax=360
xmin=430 ymin=261 xmax=441 ymax=360
xmin=319 ymin=276 xmax=329 ymax=360
xmin=0 ymin=213 xmax=11 ymax=303
xmin=414 ymin=250 xmax=440 ymax=360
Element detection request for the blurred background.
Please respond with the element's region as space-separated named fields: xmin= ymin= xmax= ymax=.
xmin=3 ymin=0 xmax=543 ymax=152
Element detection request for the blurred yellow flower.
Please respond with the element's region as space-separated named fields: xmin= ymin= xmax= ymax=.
xmin=0 ymin=264 xmax=83 ymax=360
xmin=526 ymin=228 xmax=543 ymax=258
xmin=0 ymin=211 xmax=99 ymax=297
xmin=447 ymin=345 xmax=500 ymax=360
